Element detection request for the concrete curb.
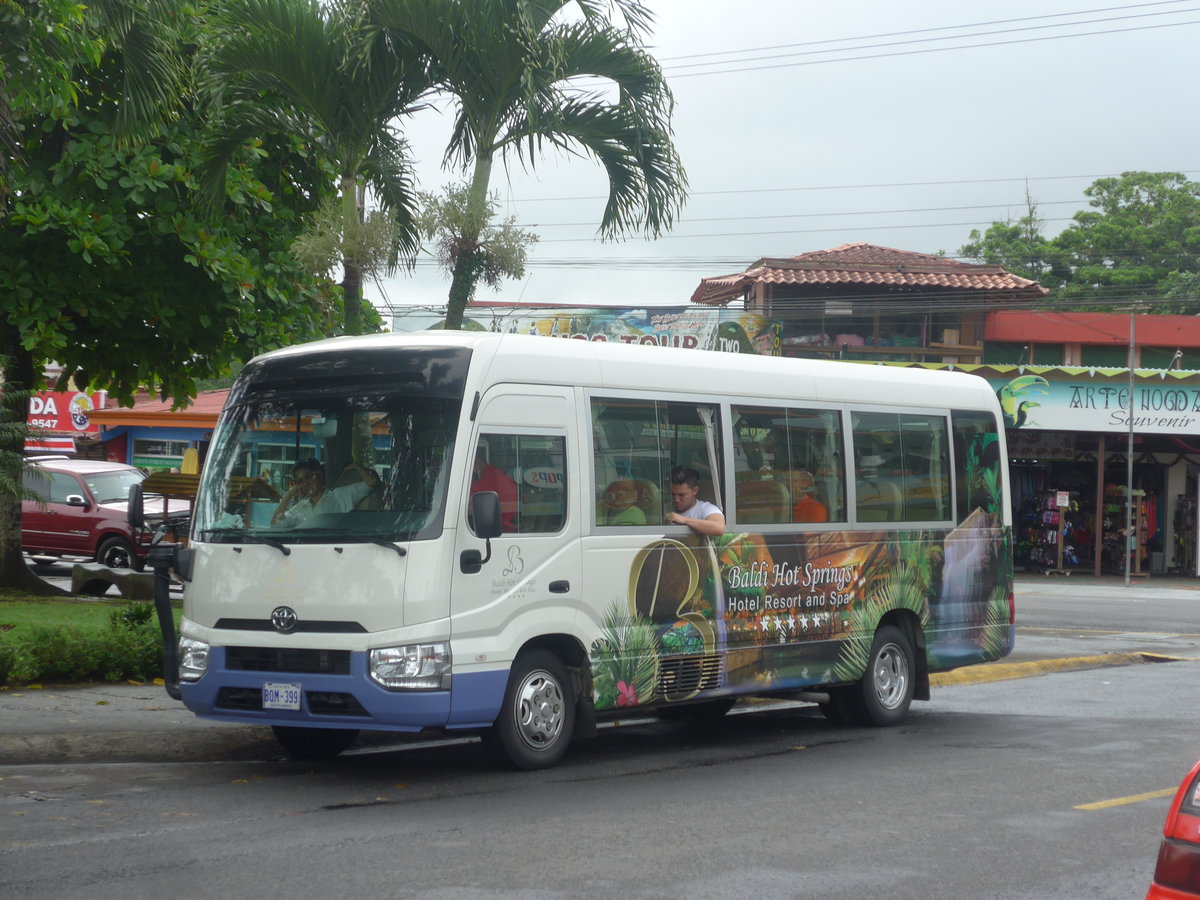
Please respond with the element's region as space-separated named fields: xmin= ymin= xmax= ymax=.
xmin=930 ymin=651 xmax=1194 ymax=687
xmin=0 ymin=726 xmax=280 ymax=767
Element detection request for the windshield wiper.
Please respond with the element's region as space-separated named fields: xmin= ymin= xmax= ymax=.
xmin=201 ymin=529 xmax=291 ymax=556
xmin=363 ymin=537 xmax=407 ymax=557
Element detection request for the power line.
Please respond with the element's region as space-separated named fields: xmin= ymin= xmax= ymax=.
xmin=530 ymin=216 xmax=1084 ymax=243
xmin=664 ymin=15 xmax=1200 ymax=79
xmin=655 ymin=1 xmax=1196 ymax=62
xmin=505 ymin=171 xmax=1200 ymax=204
xmin=659 ymin=4 xmax=1200 ymax=75
xmin=529 ymin=199 xmax=1084 ymax=228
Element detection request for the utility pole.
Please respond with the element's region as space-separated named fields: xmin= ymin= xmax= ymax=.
xmin=1125 ymin=306 xmax=1137 ymax=587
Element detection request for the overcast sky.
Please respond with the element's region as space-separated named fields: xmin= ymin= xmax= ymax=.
xmin=366 ymin=0 xmax=1200 ymax=319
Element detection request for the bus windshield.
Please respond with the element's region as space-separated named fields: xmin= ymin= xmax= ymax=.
xmin=194 ymin=385 xmax=461 ymax=544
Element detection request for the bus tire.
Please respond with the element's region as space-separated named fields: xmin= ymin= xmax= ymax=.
xmin=271 ymin=726 xmax=359 ymax=759
xmin=486 ymin=650 xmax=574 ymax=770
xmin=855 ymin=624 xmax=915 ymax=726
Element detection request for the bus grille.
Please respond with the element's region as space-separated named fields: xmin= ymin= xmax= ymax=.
xmin=225 ymin=646 xmax=351 ymax=675
xmin=658 ymin=654 xmax=723 ymax=700
xmin=214 ymin=687 xmax=368 ymax=717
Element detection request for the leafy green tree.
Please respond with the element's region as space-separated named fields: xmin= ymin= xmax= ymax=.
xmin=199 ymin=0 xmax=431 ymax=336
xmin=960 ymin=172 xmax=1200 ymax=312
xmin=1052 ymin=171 xmax=1200 ymax=310
xmin=959 ymin=192 xmax=1071 ymax=289
xmin=367 ymin=0 xmax=688 ymax=329
xmin=0 ymin=1 xmax=337 ymax=593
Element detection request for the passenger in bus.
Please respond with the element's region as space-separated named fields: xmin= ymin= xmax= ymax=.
xmin=471 ymin=444 xmax=518 ymax=532
xmin=667 ymin=465 xmax=725 ymax=536
xmin=270 ymin=458 xmax=380 ymax=527
xmin=602 ymin=479 xmax=647 ymax=525
xmin=791 ymin=470 xmax=829 ymax=523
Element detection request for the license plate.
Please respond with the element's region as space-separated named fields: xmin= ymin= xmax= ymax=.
xmin=262 ymin=682 xmax=301 ymax=710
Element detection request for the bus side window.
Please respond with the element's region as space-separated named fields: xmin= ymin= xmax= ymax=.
xmin=852 ymin=411 xmax=951 ymax=523
xmin=471 ymin=433 xmax=567 ymax=535
xmin=591 ymin=397 xmax=720 ymax=527
xmin=731 ymin=404 xmax=845 ymax=525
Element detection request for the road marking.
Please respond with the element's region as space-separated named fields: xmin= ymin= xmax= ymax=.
xmin=1074 ymin=788 xmax=1177 ymax=810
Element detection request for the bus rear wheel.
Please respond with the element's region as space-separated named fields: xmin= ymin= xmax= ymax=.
xmin=271 ymin=726 xmax=359 ymax=759
xmin=485 ymin=650 xmax=574 ymax=770
xmin=858 ymin=624 xmax=915 ymax=726
xmin=822 ymin=624 xmax=915 ymax=727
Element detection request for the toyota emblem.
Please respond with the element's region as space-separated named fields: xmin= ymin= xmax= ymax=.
xmin=270 ymin=606 xmax=299 ymax=634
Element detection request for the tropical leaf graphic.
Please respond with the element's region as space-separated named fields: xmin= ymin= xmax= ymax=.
xmin=590 ymin=600 xmax=660 ymax=711
xmin=832 ymin=537 xmax=933 ymax=683
xmin=980 ymin=583 xmax=1013 ymax=659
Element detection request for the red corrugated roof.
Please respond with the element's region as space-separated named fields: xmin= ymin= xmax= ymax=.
xmin=88 ymin=389 xmax=229 ymax=426
xmin=690 ymin=242 xmax=1048 ymax=305
xmin=987 ymin=310 xmax=1200 ymax=346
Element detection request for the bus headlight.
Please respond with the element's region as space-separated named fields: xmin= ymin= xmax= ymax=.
xmin=369 ymin=643 xmax=452 ymax=691
xmin=178 ymin=637 xmax=210 ymax=682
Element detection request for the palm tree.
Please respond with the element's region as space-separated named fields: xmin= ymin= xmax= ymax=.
xmin=366 ymin=0 xmax=688 ymax=329
xmin=198 ymin=0 xmax=432 ymax=335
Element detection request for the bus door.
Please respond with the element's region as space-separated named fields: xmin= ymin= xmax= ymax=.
xmin=450 ymin=386 xmax=580 ymax=666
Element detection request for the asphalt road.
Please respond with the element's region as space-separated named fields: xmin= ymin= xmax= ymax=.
xmin=4 ymin=563 xmax=1198 ymax=898
xmin=2 ymin=659 xmax=1197 ymax=900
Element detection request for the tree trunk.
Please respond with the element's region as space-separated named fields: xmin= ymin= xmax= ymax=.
xmin=341 ymin=176 xmax=365 ymax=336
xmin=0 ymin=342 xmax=68 ymax=595
xmin=342 ymin=261 xmax=364 ymax=337
xmin=443 ymin=155 xmax=494 ymax=331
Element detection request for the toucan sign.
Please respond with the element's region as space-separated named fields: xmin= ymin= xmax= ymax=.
xmin=27 ymin=391 xmax=104 ymax=433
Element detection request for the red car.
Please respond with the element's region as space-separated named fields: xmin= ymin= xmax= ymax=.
xmin=21 ymin=458 xmax=189 ymax=570
xmin=1148 ymin=759 xmax=1200 ymax=898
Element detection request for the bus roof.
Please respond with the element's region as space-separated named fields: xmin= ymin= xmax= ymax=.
xmin=253 ymin=331 xmax=999 ymax=411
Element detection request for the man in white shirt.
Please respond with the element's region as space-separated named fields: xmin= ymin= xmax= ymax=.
xmin=667 ymin=465 xmax=725 ymax=536
xmin=271 ymin=458 xmax=379 ymax=527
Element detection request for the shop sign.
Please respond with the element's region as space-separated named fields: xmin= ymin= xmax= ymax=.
xmin=891 ymin=363 xmax=1200 ymax=436
xmin=133 ymin=456 xmax=183 ymax=469
xmin=433 ymin=306 xmax=783 ymax=356
xmin=27 ymin=391 xmax=105 ymax=432
xmin=994 ymin=375 xmax=1200 ymax=435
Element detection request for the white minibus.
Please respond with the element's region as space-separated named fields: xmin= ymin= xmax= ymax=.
xmin=155 ymin=331 xmax=1014 ymax=769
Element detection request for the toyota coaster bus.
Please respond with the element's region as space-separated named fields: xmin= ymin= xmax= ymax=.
xmin=147 ymin=331 xmax=1014 ymax=769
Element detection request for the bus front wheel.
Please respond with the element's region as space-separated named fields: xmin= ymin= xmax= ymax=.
xmin=485 ymin=650 xmax=574 ymax=770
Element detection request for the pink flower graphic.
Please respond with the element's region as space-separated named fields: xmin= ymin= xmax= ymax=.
xmin=616 ymin=680 xmax=638 ymax=707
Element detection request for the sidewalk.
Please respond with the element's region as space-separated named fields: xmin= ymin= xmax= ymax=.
xmin=1 ymin=573 xmax=1195 ymax=766
xmin=0 ymin=681 xmax=280 ymax=765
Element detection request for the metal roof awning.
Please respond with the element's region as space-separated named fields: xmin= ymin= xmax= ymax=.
xmin=24 ymin=435 xmax=76 ymax=454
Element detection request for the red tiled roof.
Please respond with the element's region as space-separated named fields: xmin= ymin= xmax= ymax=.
xmin=690 ymin=242 xmax=1048 ymax=306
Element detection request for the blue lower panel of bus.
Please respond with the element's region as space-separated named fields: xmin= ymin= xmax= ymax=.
xmin=179 ymin=647 xmax=509 ymax=733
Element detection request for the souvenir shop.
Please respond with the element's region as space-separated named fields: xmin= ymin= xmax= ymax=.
xmin=998 ymin=367 xmax=1200 ymax=577
xmin=1008 ymin=430 xmax=1199 ymax=576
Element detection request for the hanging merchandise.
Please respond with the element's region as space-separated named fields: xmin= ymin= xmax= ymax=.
xmin=1029 ymin=490 xmax=1081 ymax=573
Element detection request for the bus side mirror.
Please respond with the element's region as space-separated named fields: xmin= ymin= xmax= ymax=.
xmin=460 ymin=491 xmax=502 ymax=575
xmin=471 ymin=491 xmax=503 ymax=539
xmin=127 ymin=483 xmax=145 ymax=530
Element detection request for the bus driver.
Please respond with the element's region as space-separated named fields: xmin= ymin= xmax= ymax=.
xmin=271 ymin=458 xmax=379 ymax=527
